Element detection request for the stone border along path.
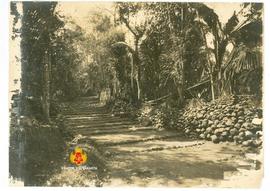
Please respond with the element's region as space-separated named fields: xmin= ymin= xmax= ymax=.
xmin=60 ymin=96 xmax=262 ymax=187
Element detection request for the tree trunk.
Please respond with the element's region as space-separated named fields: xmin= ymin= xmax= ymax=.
xmin=135 ymin=72 xmax=140 ymax=101
xmin=200 ymin=27 xmax=215 ymax=101
xmin=134 ymin=38 xmax=141 ymax=102
xmin=177 ymin=86 xmax=184 ymax=105
xmin=128 ymin=52 xmax=134 ymax=91
xmin=210 ymin=66 xmax=215 ymax=101
xmin=43 ymin=50 xmax=51 ymax=122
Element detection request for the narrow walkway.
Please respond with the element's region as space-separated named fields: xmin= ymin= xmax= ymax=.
xmin=55 ymin=96 xmax=262 ymax=187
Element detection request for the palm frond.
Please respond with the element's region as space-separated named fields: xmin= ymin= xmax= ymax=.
xmin=223 ymin=44 xmax=262 ymax=92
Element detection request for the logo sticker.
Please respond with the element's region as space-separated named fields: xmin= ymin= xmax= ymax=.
xmin=69 ymin=147 xmax=87 ymax=166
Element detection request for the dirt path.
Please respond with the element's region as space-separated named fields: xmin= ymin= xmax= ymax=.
xmin=47 ymin=96 xmax=263 ymax=187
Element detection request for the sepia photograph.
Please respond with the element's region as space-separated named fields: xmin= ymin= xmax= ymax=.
xmin=8 ymin=0 xmax=264 ymax=187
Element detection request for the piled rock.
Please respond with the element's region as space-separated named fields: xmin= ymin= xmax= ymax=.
xmin=178 ymin=96 xmax=263 ymax=148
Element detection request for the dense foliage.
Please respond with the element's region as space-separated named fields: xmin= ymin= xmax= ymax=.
xmin=15 ymin=2 xmax=87 ymax=120
xmin=12 ymin=2 xmax=263 ymax=120
xmin=113 ymin=2 xmax=262 ymax=107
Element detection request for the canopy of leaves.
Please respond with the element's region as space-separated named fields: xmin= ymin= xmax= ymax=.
xmin=15 ymin=1 xmax=263 ymax=116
